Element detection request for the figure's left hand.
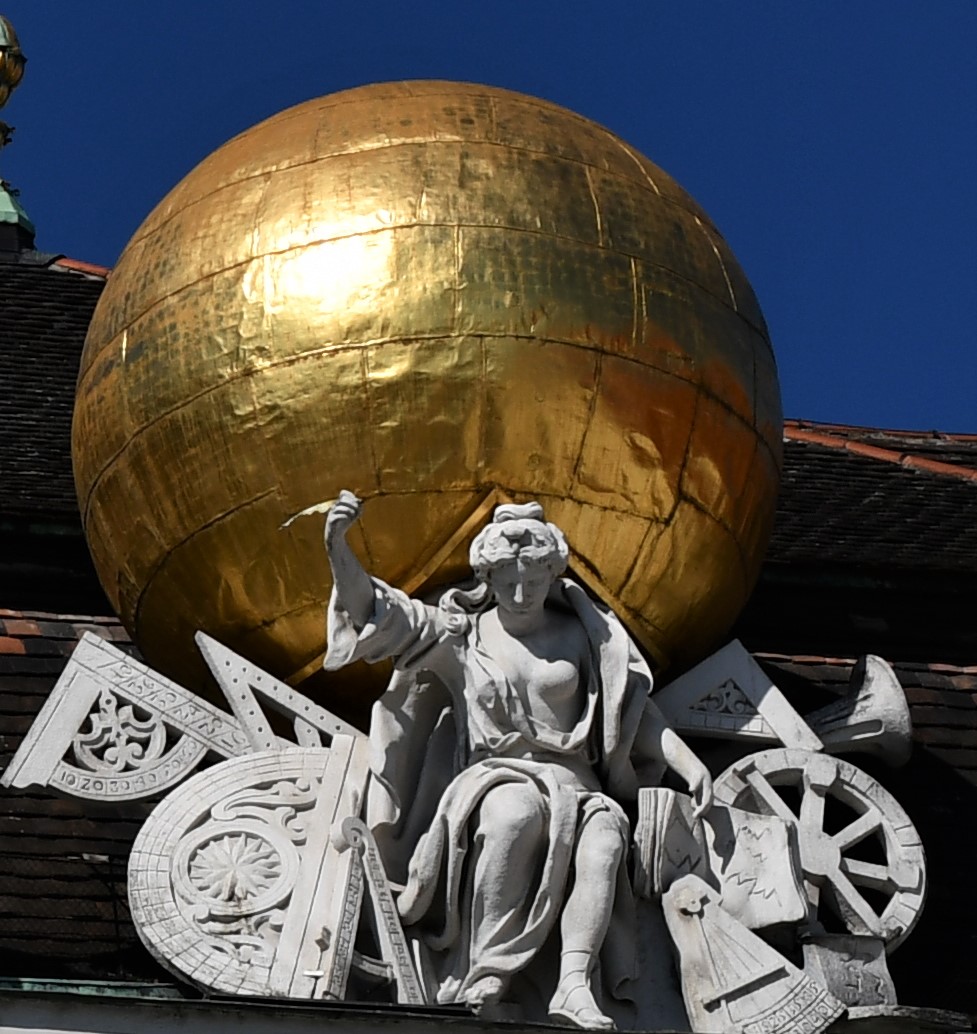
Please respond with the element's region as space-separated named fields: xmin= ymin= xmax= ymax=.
xmin=689 ymin=766 xmax=714 ymax=821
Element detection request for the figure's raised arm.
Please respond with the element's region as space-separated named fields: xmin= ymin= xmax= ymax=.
xmin=323 ymin=491 xmax=457 ymax=676
xmin=324 ymin=490 xmax=374 ymax=631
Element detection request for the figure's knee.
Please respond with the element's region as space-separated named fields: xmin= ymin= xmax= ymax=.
xmin=477 ymin=784 xmax=545 ymax=845
xmin=575 ymin=811 xmax=627 ymax=872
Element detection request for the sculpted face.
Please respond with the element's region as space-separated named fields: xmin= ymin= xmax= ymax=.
xmin=488 ymin=558 xmax=554 ymax=617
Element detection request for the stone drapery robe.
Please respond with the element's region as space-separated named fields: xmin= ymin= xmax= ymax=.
xmin=325 ymin=576 xmax=668 ymax=1012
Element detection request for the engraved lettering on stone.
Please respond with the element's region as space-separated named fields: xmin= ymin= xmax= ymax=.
xmin=325 ymin=854 xmax=364 ymax=1001
xmin=52 ymin=732 xmax=206 ymax=801
xmin=340 ymin=817 xmax=426 ymax=1005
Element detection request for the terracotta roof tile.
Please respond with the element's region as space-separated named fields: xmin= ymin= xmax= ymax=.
xmin=51 ymin=257 xmax=110 ymax=279
xmin=2 ymin=619 xmax=41 ymax=637
xmin=785 ymin=419 xmax=977 ymax=478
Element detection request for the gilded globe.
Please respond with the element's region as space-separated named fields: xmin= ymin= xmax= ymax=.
xmin=74 ymin=81 xmax=781 ymax=703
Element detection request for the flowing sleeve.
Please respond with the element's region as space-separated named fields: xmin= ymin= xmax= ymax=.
xmin=323 ymin=576 xmax=463 ymax=674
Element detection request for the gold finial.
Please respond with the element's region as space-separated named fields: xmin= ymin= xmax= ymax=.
xmin=0 ymin=15 xmax=25 ymax=148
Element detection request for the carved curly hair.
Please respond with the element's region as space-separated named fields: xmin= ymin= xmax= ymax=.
xmin=468 ymin=501 xmax=569 ymax=582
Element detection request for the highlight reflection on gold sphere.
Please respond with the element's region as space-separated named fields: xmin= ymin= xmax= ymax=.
xmin=74 ymin=81 xmax=781 ymax=701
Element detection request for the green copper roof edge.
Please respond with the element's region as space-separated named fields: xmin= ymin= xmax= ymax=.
xmin=0 ymin=182 xmax=35 ymax=234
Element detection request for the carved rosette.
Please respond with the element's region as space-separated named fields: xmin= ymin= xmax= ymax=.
xmin=173 ymin=816 xmax=301 ymax=940
xmin=179 ymin=826 xmax=293 ymax=915
xmin=129 ymin=750 xmax=330 ymax=994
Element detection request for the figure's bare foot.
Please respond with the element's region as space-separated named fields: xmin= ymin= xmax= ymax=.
xmin=548 ymin=976 xmax=616 ymax=1030
xmin=465 ymin=975 xmax=505 ymax=1011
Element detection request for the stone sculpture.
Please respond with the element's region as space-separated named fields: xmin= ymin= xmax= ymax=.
xmin=323 ymin=490 xmax=715 ymax=1029
xmin=5 ymin=495 xmax=944 ymax=1031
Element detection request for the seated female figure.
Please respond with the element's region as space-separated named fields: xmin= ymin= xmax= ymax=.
xmin=324 ymin=492 xmax=712 ymax=1029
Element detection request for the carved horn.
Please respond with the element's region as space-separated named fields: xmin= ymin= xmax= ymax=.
xmin=806 ymin=655 xmax=912 ymax=767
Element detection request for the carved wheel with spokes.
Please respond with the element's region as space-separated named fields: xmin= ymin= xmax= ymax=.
xmin=713 ymin=749 xmax=925 ymax=951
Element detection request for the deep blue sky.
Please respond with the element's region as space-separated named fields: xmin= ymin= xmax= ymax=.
xmin=2 ymin=2 xmax=974 ymax=431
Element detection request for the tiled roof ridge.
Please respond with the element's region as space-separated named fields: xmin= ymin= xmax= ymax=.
xmin=51 ymin=256 xmax=111 ymax=279
xmin=785 ymin=418 xmax=977 ymax=443
xmin=784 ymin=420 xmax=977 ymax=484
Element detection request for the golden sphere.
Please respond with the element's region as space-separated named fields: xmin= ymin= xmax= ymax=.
xmin=74 ymin=81 xmax=781 ymax=702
